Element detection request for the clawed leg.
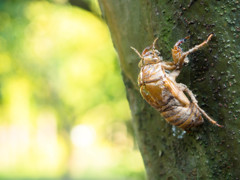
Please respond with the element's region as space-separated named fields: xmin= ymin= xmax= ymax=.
xmin=171 ymin=36 xmax=190 ymax=68
xmin=177 ymin=83 xmax=223 ymax=127
xmin=177 ymin=83 xmax=198 ymax=104
xmin=172 ymin=34 xmax=213 ymax=69
xmin=161 ymin=62 xmax=177 ymax=71
xmin=182 ymin=33 xmax=213 ymax=58
xmin=179 ymin=34 xmax=213 ymax=67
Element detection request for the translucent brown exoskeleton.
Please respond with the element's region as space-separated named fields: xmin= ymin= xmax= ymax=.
xmin=131 ymin=34 xmax=223 ymax=131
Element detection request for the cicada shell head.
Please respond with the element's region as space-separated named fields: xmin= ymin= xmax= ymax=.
xmin=131 ymin=38 xmax=163 ymax=68
xmin=140 ymin=46 xmax=162 ymax=66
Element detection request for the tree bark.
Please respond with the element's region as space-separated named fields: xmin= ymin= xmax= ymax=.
xmin=98 ymin=0 xmax=240 ymax=179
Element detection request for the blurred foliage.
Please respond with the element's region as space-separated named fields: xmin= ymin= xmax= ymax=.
xmin=0 ymin=0 xmax=145 ymax=179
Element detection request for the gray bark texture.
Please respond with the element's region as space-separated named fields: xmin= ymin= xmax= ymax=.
xmin=98 ymin=1 xmax=240 ymax=179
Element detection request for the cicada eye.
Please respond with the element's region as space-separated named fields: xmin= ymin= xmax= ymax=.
xmin=142 ymin=46 xmax=151 ymax=56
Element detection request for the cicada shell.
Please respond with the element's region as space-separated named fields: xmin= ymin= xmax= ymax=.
xmin=131 ymin=34 xmax=222 ymax=130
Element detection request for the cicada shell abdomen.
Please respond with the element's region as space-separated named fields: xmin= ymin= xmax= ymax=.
xmin=160 ymin=102 xmax=204 ymax=130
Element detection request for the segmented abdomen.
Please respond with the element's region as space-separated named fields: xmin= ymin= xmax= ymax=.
xmin=160 ymin=101 xmax=203 ymax=130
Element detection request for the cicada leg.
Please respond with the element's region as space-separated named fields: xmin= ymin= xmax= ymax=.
xmin=171 ymin=36 xmax=190 ymax=68
xmin=172 ymin=34 xmax=213 ymax=69
xmin=177 ymin=83 xmax=223 ymax=128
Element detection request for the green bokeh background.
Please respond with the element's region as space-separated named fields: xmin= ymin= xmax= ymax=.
xmin=0 ymin=0 xmax=145 ymax=179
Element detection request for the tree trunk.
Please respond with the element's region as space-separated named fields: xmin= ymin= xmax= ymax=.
xmin=98 ymin=0 xmax=240 ymax=179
